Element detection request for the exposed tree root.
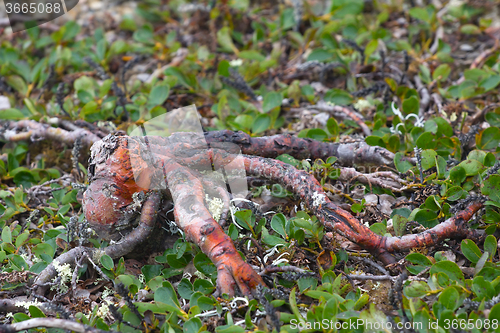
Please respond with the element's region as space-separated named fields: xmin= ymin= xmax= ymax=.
xmin=25 ymin=131 xmax=482 ymax=297
xmin=1 ymin=123 xmax=414 ymax=167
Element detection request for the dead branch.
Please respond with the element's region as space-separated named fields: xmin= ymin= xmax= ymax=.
xmin=414 ymin=76 xmax=430 ymax=118
xmin=0 ymin=318 xmax=112 ymax=333
xmin=302 ymin=101 xmax=372 ymax=136
xmin=337 ymin=167 xmax=408 ymax=192
xmin=2 ymin=120 xmax=101 ymax=146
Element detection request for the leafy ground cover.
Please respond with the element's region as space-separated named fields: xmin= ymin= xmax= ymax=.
xmin=1 ymin=0 xmax=500 ymax=332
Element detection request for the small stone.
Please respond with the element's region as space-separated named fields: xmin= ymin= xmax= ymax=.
xmin=459 ymin=44 xmax=474 ymax=52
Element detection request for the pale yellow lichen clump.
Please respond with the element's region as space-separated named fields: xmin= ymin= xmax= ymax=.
xmin=206 ymin=194 xmax=224 ymax=221
xmin=50 ymin=261 xmax=72 ymax=293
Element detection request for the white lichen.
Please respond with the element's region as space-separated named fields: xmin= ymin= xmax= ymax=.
xmin=312 ymin=192 xmax=326 ymax=207
xmin=15 ymin=299 xmax=41 ymax=310
xmin=353 ymin=99 xmax=372 ymax=112
xmin=50 ymin=261 xmax=72 ymax=294
xmin=96 ymin=302 xmax=110 ymax=318
xmin=229 ymin=59 xmax=243 ymax=67
xmin=101 ymin=286 xmax=114 ymax=299
xmin=206 ymin=194 xmax=224 ymax=222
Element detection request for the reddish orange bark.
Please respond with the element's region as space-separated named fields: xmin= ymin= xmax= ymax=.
xmin=82 ymin=133 xmax=484 ymax=296
xmin=83 ymin=135 xmax=263 ymax=296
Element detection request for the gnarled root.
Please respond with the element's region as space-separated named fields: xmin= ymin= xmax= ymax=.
xmin=201 ymin=150 xmax=483 ymax=267
xmin=33 ymin=193 xmax=161 ymax=296
xmin=162 ymin=158 xmax=264 ymax=296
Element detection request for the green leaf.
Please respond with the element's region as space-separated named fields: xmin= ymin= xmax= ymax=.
xmin=141 ymin=265 xmax=162 ymax=282
xmin=424 ymin=119 xmax=438 ymax=134
xmin=193 ymin=253 xmax=216 ymax=277
xmin=404 ymin=281 xmax=430 ymax=297
xmin=445 ymin=186 xmax=464 ymax=201
xmin=449 ymin=166 xmax=466 ymax=184
xmin=262 ymin=233 xmax=287 ymax=247
xmin=234 ymin=209 xmax=255 ymax=231
xmin=324 ymin=89 xmax=353 ymax=106
xmin=439 ymin=287 xmax=460 ymax=311
xmin=218 ymin=60 xmax=230 ymax=77
xmin=77 ymin=90 xmax=94 ymax=104
xmin=262 ymin=92 xmax=283 ymax=113
xmin=482 ymin=175 xmax=500 ymax=202
xmin=461 ymin=239 xmax=482 ymax=264
xmin=489 ymin=300 xmax=500 ymax=321
xmin=326 ymin=118 xmax=339 ymax=138
xmin=148 ymin=84 xmax=170 ymax=108
xmin=217 ymin=27 xmax=238 ymax=53
xmin=392 ymin=215 xmax=407 ymax=237
xmin=420 ymin=149 xmax=437 ymax=170
xmin=486 ymin=112 xmax=500 ymax=127
xmin=402 ymin=95 xmax=419 ymax=115
xmin=155 ymin=283 xmax=180 ymax=308
xmin=32 ymin=243 xmax=55 ymax=259
xmin=476 ymin=127 xmax=500 ymax=150
xmin=472 ymin=276 xmax=495 ymax=301
xmin=414 ymin=209 xmax=438 ymax=228
xmin=2 ymin=226 xmax=12 ymax=244
xmin=434 ymin=117 xmax=453 ymax=137
xmin=430 ymin=261 xmax=464 ymax=283
xmin=251 ymin=114 xmax=271 ymax=134
xmin=166 ymin=254 xmax=189 ymax=269
xmin=307 ymin=49 xmax=333 ymax=62
xmin=306 ymin=128 xmax=328 ymax=141
xmin=6 ymin=75 xmax=27 ymax=95
xmin=409 ymin=7 xmax=429 ymax=22
xmin=133 ymin=27 xmax=154 ymax=45
xmin=416 ymin=132 xmax=435 ymax=150
xmin=216 ymin=325 xmax=245 ymax=333
xmin=80 ymin=101 xmax=100 ymax=122
xmin=0 ymin=108 xmax=25 ymax=120
xmin=475 ymin=252 xmax=489 ymax=275
xmin=479 ymin=75 xmax=500 ymax=91
xmin=432 ymin=64 xmax=451 ymax=82
xmin=457 ymin=159 xmax=483 ymax=176
xmin=100 ymin=254 xmax=114 ymax=270
xmin=239 ymin=50 xmax=265 ymax=62
xmin=271 ymin=214 xmax=287 ymax=239
xmin=184 ymin=317 xmax=203 ymax=333
xmin=193 ymin=279 xmax=215 ymax=295
xmin=484 ymin=235 xmax=497 ymax=261
xmin=10 ymin=254 xmax=29 ymax=270
xmin=394 ymin=152 xmax=412 ymax=173
xmin=177 ymin=278 xmax=194 ymax=300
xmin=155 ymin=285 xmax=185 ymax=316
xmin=365 ymin=136 xmax=385 ymax=147
xmin=15 ymin=231 xmax=29 ymax=249
xmin=406 ymin=253 xmax=432 ymax=275
xmin=369 ymin=223 xmax=386 ymax=236
xmin=364 ymin=39 xmax=379 ymax=60
xmin=13 ymin=171 xmax=36 ymax=188
xmin=96 ymin=39 xmax=106 ymax=62
xmin=460 ymin=24 xmax=481 ymax=34
xmin=29 ymin=305 xmax=46 ymax=318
